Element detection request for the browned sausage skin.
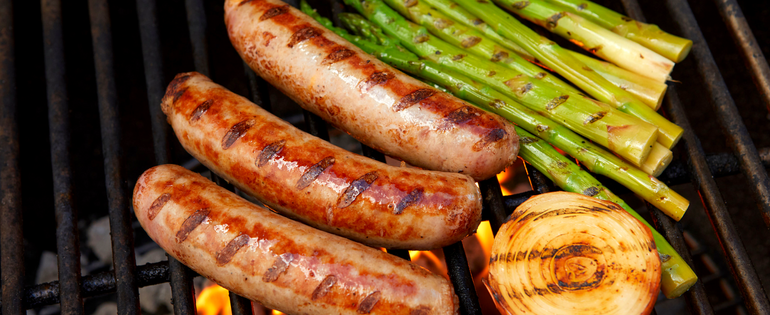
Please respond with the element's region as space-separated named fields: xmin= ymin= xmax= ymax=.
xmin=133 ymin=165 xmax=459 ymax=315
xmin=162 ymin=72 xmax=482 ymax=249
xmin=224 ymin=0 xmax=518 ymax=181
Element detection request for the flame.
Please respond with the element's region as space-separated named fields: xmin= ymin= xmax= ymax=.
xmin=196 ymin=284 xmax=232 ymax=315
xmin=475 ymin=221 xmax=495 ymax=260
xmin=272 ymin=311 xmax=285 ymax=315
xmin=496 ymin=169 xmax=514 ymax=196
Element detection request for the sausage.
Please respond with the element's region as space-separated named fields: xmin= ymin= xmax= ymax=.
xmin=224 ymin=0 xmax=518 ymax=181
xmin=161 ymin=72 xmax=482 ymax=249
xmin=133 ymin=165 xmax=459 ymax=315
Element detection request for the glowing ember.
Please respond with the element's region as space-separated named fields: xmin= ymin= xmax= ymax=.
xmin=196 ymin=284 xmax=232 ymax=315
xmin=271 ymin=310 xmax=285 ymax=315
xmin=496 ymin=169 xmax=515 ymax=196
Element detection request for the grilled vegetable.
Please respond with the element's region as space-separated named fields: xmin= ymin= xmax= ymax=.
xmin=500 ymin=0 xmax=674 ymax=82
xmin=303 ymin=5 xmax=695 ymax=297
xmin=343 ymin=0 xmax=659 ymax=166
xmin=544 ymin=0 xmax=693 ymax=62
xmin=448 ymin=0 xmax=684 ymax=148
xmin=487 ymin=192 xmax=661 ymax=314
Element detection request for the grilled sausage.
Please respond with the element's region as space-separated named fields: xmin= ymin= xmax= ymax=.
xmin=134 ymin=165 xmax=459 ymax=315
xmin=225 ymin=0 xmax=518 ymax=181
xmin=162 ymin=72 xmax=482 ymax=249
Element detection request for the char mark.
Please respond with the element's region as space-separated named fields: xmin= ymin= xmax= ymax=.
xmin=172 ymin=87 xmax=188 ymax=104
xmin=360 ymin=71 xmax=395 ymax=91
xmin=175 ymin=208 xmax=210 ymax=243
xmin=190 ymin=99 xmax=214 ymax=123
xmin=288 ymin=26 xmax=321 ymax=48
xmin=473 ymin=128 xmax=508 ymax=151
xmin=546 ymin=95 xmax=569 ymax=110
xmin=404 ymin=0 xmax=419 ymax=7
xmin=512 ymin=1 xmax=529 ymax=9
xmin=215 ymin=234 xmax=250 ymax=266
xmin=239 ymin=0 xmax=256 ymax=5
xmin=322 ymin=47 xmax=356 ymax=65
xmin=582 ymin=186 xmax=600 ymax=196
xmin=147 ymin=193 xmax=171 ymax=221
xmin=411 ymin=307 xmax=431 ymax=315
xmin=394 ymin=188 xmax=424 ymax=215
xmin=490 ymin=51 xmax=509 ymax=62
xmin=257 ymin=140 xmax=286 ymax=167
xmin=461 ymin=36 xmax=482 ymax=48
xmin=546 ymin=12 xmax=563 ymax=29
xmin=584 ymin=111 xmax=607 ymax=124
xmin=311 ymin=275 xmax=338 ymax=300
xmin=263 ymin=254 xmax=293 ymax=282
xmin=222 ymin=119 xmax=256 ymax=150
xmin=296 ymin=156 xmax=335 ymax=190
xmin=357 ymin=291 xmax=382 ymax=314
xmin=260 ymin=5 xmax=289 ymax=21
xmin=338 ymin=172 xmax=378 ymax=208
xmin=393 ymin=89 xmax=435 ymax=112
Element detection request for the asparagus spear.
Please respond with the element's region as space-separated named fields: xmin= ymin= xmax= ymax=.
xmin=514 ymin=128 xmax=696 ymax=298
xmin=406 ymin=0 xmax=668 ymax=110
xmin=302 ymin=4 xmax=696 ymax=297
xmin=334 ymin=10 xmax=687 ymax=219
xmin=499 ymin=0 xmax=674 ymax=82
xmin=342 ymin=0 xmax=659 ymax=166
xmin=381 ymin=0 xmax=581 ymax=95
xmin=448 ymin=0 xmax=683 ymax=148
xmin=569 ymin=50 xmax=668 ymax=110
xmin=544 ymin=0 xmax=693 ymax=62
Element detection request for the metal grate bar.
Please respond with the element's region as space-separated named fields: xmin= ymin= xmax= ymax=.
xmin=229 ymin=292 xmax=255 ymax=315
xmin=523 ymin=163 xmax=551 ymax=194
xmin=657 ymin=147 xmax=770 ymax=186
xmin=712 ymin=0 xmax=770 ymax=115
xmin=185 ymin=0 xmax=210 ymax=76
xmin=87 ymin=0 xmax=141 ymax=312
xmin=665 ymin=0 xmax=770 ymax=229
xmin=479 ymin=177 xmax=506 ymax=235
xmin=444 ymin=242 xmax=482 ymax=315
xmin=136 ymin=0 xmax=199 ymax=314
xmin=41 ymin=0 xmax=85 ymax=313
xmin=667 ymin=84 xmax=769 ymax=314
xmin=0 ymin=0 xmax=25 ymax=314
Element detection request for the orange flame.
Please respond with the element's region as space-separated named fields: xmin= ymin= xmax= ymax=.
xmin=475 ymin=221 xmax=495 ymax=260
xmin=496 ymin=170 xmax=514 ymax=196
xmin=196 ymin=284 xmax=232 ymax=315
xmin=271 ymin=311 xmax=285 ymax=315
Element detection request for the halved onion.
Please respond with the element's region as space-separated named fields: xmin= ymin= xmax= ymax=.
xmin=487 ymin=192 xmax=661 ymax=315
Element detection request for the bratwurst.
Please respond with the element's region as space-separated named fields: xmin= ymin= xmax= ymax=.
xmin=162 ymin=72 xmax=482 ymax=249
xmin=225 ymin=0 xmax=518 ymax=181
xmin=134 ymin=165 xmax=459 ymax=315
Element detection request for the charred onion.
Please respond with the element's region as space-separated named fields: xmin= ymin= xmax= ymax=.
xmin=487 ymin=192 xmax=661 ymax=314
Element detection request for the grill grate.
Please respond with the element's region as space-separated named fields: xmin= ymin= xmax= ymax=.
xmin=1 ymin=0 xmax=769 ymax=314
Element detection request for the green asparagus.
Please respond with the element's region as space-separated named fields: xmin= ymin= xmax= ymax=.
xmin=500 ymin=0 xmax=674 ymax=82
xmin=544 ymin=0 xmax=693 ymax=62
xmin=448 ymin=0 xmax=684 ymax=148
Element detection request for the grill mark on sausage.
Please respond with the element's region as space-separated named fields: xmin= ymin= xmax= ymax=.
xmin=338 ymin=172 xmax=378 ymax=208
xmin=359 ymin=71 xmax=395 ymax=91
xmin=394 ymin=188 xmax=424 ymax=215
xmin=172 ymin=87 xmax=188 ymax=104
xmin=322 ymin=47 xmax=355 ymax=65
xmin=257 ymin=140 xmax=286 ymax=167
xmin=472 ymin=128 xmax=507 ymax=151
xmin=259 ymin=5 xmax=289 ymax=21
xmin=190 ymin=99 xmax=214 ymax=123
xmin=311 ymin=275 xmax=337 ymax=300
xmin=296 ymin=156 xmax=335 ymax=190
xmin=357 ymin=291 xmax=382 ymax=314
xmin=215 ymin=234 xmax=250 ymax=266
xmin=546 ymin=95 xmax=569 ymax=110
xmin=175 ymin=208 xmax=210 ymax=243
xmin=393 ymin=89 xmax=435 ymax=112
xmin=444 ymin=106 xmax=478 ymax=126
xmin=461 ymin=36 xmax=482 ymax=48
xmin=263 ymin=254 xmax=293 ymax=282
xmin=147 ymin=193 xmax=171 ymax=220
xmin=222 ymin=119 xmax=256 ymax=150
xmin=288 ymin=26 xmax=321 ymax=48
xmin=239 ymin=0 xmax=256 ymax=5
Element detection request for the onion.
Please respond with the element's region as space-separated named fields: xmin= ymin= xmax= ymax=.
xmin=487 ymin=192 xmax=661 ymax=315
